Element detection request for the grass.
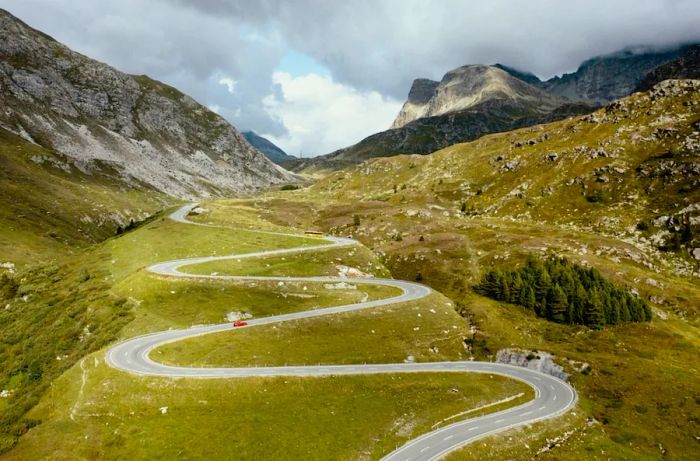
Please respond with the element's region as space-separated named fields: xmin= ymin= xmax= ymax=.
xmin=3 ymin=357 xmax=532 ymax=461
xmin=181 ymin=244 xmax=391 ymax=278
xmin=114 ymin=272 xmax=401 ymax=334
xmin=106 ymin=214 xmax=326 ymax=279
xmin=1 ymin=194 xmax=534 ymax=460
xmin=155 ymin=292 xmax=468 ymax=367
xmin=0 ymin=127 xmax=168 ymax=266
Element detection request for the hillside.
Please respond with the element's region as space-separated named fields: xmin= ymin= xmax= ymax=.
xmin=243 ymin=131 xmax=296 ymax=164
xmin=0 ymin=127 xmax=167 ymax=266
xmin=213 ymin=79 xmax=700 ymax=459
xmin=312 ymin=79 xmax=700 ymax=271
xmin=0 ymin=9 xmax=293 ymax=199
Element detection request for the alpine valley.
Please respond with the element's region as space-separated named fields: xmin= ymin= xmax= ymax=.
xmin=0 ymin=5 xmax=698 ymax=461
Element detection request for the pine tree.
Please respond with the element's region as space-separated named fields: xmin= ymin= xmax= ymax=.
xmin=584 ymin=289 xmax=605 ymax=329
xmin=524 ymin=287 xmax=536 ymax=311
xmin=548 ymin=284 xmax=569 ymax=323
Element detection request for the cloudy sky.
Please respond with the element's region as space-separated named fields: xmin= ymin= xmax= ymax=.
xmin=2 ymin=0 xmax=700 ymax=156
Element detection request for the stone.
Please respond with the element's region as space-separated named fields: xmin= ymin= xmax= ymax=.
xmin=692 ymin=248 xmax=700 ymax=261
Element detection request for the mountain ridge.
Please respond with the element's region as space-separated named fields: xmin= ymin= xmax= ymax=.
xmin=242 ymin=131 xmax=296 ymax=165
xmin=0 ymin=8 xmax=294 ymax=199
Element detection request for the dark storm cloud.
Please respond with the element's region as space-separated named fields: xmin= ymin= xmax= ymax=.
xmin=166 ymin=0 xmax=700 ymax=98
xmin=0 ymin=0 xmax=288 ymax=135
xmin=2 ymin=0 xmax=700 ymax=149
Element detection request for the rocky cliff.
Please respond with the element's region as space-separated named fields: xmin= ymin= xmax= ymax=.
xmin=389 ymin=78 xmax=439 ymax=129
xmin=637 ymin=45 xmax=700 ymax=91
xmin=390 ymin=65 xmax=567 ymax=129
xmin=538 ymin=45 xmax=690 ymax=103
xmin=290 ymin=65 xmax=591 ymax=172
xmin=0 ymin=9 xmax=294 ymax=199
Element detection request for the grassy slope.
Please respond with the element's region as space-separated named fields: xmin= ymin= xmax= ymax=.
xmin=0 ymin=127 xmax=168 ymax=266
xmin=211 ymin=83 xmax=700 ymax=459
xmin=0 ymin=127 xmax=173 ymax=451
xmin=311 ymin=80 xmax=700 ymax=275
xmin=2 ymin=204 xmax=530 ymax=460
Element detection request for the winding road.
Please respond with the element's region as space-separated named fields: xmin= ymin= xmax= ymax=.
xmin=106 ymin=204 xmax=576 ymax=460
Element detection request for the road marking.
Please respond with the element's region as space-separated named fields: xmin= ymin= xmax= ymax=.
xmin=443 ymin=435 xmax=454 ymax=441
xmin=467 ymin=426 xmax=479 ymax=431
xmin=520 ymin=411 xmax=532 ymax=416
xmin=420 ymin=446 xmax=431 ymax=453
xmin=553 ymin=395 xmax=557 ymax=401
xmin=495 ymin=418 xmax=505 ymax=423
xmin=539 ymin=406 xmax=546 ymax=411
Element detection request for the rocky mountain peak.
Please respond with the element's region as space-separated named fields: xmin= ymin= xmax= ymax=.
xmin=406 ymin=78 xmax=439 ymax=104
xmin=391 ymin=64 xmax=566 ymax=129
xmin=0 ymin=9 xmax=294 ymax=198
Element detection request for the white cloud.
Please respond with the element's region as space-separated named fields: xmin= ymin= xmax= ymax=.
xmin=218 ymin=77 xmax=237 ymax=95
xmin=261 ymin=72 xmax=402 ymax=156
xmin=207 ymin=104 xmax=221 ymax=114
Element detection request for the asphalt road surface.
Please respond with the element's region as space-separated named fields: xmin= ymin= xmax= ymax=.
xmin=106 ymin=204 xmax=576 ymax=460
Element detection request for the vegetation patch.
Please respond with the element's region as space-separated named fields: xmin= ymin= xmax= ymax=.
xmin=475 ymin=256 xmax=652 ymax=328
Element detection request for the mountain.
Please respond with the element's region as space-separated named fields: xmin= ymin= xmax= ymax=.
xmin=0 ymin=9 xmax=294 ymax=199
xmin=537 ymin=44 xmax=692 ymax=103
xmin=390 ymin=65 xmax=566 ymax=129
xmin=289 ymin=65 xmax=592 ymax=172
xmin=493 ymin=63 xmax=542 ymax=86
xmin=389 ymin=78 xmax=439 ymax=129
xmin=636 ymin=44 xmax=700 ymax=91
xmin=242 ymin=131 xmax=296 ymax=164
xmin=313 ymin=78 xmax=700 ymax=270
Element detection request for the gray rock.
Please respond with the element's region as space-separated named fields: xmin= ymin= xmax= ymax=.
xmin=496 ymin=348 xmax=569 ymax=381
xmin=0 ymin=10 xmax=294 ymax=198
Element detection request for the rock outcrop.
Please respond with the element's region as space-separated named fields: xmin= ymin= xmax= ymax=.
xmin=636 ymin=45 xmax=700 ymax=91
xmin=0 ymin=9 xmax=294 ymax=198
xmin=538 ymin=45 xmax=692 ymax=104
xmin=389 ymin=78 xmax=439 ymax=129
xmin=390 ymin=65 xmax=568 ymax=129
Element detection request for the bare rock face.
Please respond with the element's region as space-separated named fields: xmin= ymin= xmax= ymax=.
xmin=539 ymin=45 xmax=690 ymax=104
xmin=0 ymin=9 xmax=294 ymax=198
xmin=390 ymin=78 xmax=439 ymax=129
xmin=390 ymin=65 xmax=568 ymax=129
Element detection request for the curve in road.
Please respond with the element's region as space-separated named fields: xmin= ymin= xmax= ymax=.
xmin=106 ymin=204 xmax=576 ymax=460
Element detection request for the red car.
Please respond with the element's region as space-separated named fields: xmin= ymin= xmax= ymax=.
xmin=232 ymin=320 xmax=248 ymax=327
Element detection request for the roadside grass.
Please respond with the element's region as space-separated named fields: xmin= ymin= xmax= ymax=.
xmin=155 ymin=292 xmax=470 ymax=367
xmin=181 ymin=244 xmax=392 ymax=278
xmin=190 ymin=198 xmax=328 ymax=233
xmin=114 ymin=272 xmax=401 ymax=334
xmin=106 ymin=214 xmax=326 ymax=279
xmin=2 ymin=355 xmax=532 ymax=461
xmin=0 ymin=248 xmax=132 ymax=453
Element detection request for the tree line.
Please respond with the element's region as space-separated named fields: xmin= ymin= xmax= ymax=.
xmin=474 ymin=256 xmax=652 ymax=328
